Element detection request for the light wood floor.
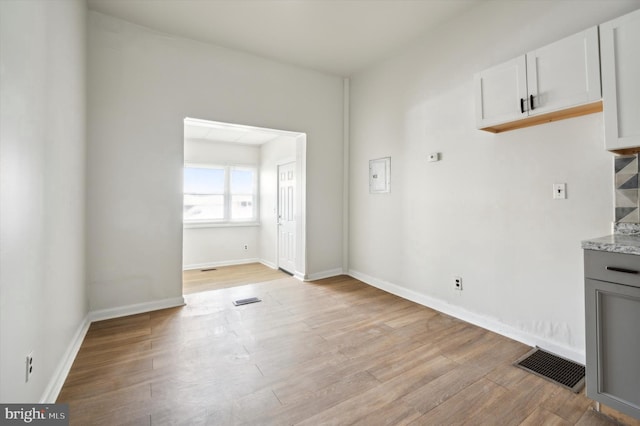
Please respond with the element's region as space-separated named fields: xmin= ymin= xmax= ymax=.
xmin=58 ymin=272 xmax=636 ymax=425
xmin=182 ymin=263 xmax=290 ymax=294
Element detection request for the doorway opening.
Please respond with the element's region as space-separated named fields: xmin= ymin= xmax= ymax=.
xmin=181 ymin=117 xmax=306 ymax=294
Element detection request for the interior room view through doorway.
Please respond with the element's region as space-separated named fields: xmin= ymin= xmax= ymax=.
xmin=181 ymin=117 xmax=307 ymax=294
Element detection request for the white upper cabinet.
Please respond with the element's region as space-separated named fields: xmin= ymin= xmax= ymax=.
xmin=601 ymin=8 xmax=640 ymax=152
xmin=475 ymin=56 xmax=527 ymax=129
xmin=475 ymin=26 xmax=601 ymax=133
xmin=526 ymin=27 xmax=601 ymax=115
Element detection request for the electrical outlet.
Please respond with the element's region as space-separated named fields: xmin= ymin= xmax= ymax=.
xmin=453 ymin=276 xmax=463 ymax=291
xmin=243 ymin=244 xmax=248 ymax=250
xmin=26 ymin=352 xmax=33 ymax=382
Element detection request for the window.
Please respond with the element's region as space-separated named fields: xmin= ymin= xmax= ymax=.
xmin=229 ymin=168 xmax=255 ymax=220
xmin=183 ymin=164 xmax=257 ymax=225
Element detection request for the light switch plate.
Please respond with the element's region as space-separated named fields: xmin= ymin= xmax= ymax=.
xmin=553 ymin=183 xmax=567 ymax=199
xmin=369 ymin=157 xmax=390 ymax=194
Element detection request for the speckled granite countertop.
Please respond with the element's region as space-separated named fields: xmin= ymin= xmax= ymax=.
xmin=582 ymin=234 xmax=640 ymax=255
xmin=582 ymin=223 xmax=640 ymax=255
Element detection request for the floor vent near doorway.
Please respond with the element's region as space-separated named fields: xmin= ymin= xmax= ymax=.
xmin=514 ymin=347 xmax=585 ymax=393
xmin=233 ymin=297 xmax=262 ymax=306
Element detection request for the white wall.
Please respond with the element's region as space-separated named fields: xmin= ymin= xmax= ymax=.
xmin=87 ymin=12 xmax=344 ymax=311
xmin=0 ymin=0 xmax=87 ymax=402
xmin=183 ymin=139 xmax=260 ymax=269
xmin=183 ymin=226 xmax=259 ymax=269
xmin=348 ymin=0 xmax=640 ymax=362
xmin=259 ymin=135 xmax=297 ymax=267
xmin=185 ymin=138 xmax=260 ymax=165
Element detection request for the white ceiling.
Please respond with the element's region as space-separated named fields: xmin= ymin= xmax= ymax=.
xmin=184 ymin=118 xmax=292 ymax=145
xmin=87 ymin=0 xmax=481 ymax=76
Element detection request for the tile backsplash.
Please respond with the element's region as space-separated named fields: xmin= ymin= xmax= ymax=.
xmin=614 ymin=154 xmax=639 ymax=223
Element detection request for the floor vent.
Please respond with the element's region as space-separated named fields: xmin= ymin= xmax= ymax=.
xmin=514 ymin=347 xmax=585 ymax=393
xmin=233 ymin=297 xmax=262 ymax=306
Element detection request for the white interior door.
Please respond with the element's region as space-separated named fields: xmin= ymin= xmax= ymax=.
xmin=278 ymin=162 xmax=296 ymax=274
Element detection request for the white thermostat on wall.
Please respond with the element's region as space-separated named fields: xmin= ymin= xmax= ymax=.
xmin=427 ymin=152 xmax=440 ymax=162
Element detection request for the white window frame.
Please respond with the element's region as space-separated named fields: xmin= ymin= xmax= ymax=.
xmin=183 ymin=163 xmax=259 ymax=228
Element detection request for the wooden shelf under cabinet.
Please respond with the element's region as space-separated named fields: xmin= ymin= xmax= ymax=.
xmin=479 ymin=101 xmax=602 ymax=134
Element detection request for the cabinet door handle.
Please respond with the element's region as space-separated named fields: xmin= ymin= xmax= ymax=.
xmin=529 ymin=94 xmax=535 ymax=111
xmin=606 ymin=266 xmax=639 ymax=274
xmin=520 ymin=98 xmax=525 ymax=114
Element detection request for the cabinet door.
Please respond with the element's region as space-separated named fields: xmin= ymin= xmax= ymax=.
xmin=585 ymin=278 xmax=640 ymax=419
xmin=601 ymin=9 xmax=640 ymax=151
xmin=474 ymin=56 xmax=527 ymax=129
xmin=527 ymin=26 xmax=600 ymax=116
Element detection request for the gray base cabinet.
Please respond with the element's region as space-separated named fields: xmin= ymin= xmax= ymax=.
xmin=584 ymin=250 xmax=640 ymax=419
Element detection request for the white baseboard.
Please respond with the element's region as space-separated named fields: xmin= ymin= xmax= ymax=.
xmin=259 ymin=259 xmax=277 ymax=269
xmin=89 ymin=297 xmax=186 ymax=322
xmin=40 ymin=314 xmax=92 ymax=403
xmin=348 ymin=269 xmax=585 ymax=364
xmin=305 ymin=268 xmax=344 ymax=281
xmin=43 ymin=296 xmax=185 ymax=403
xmin=183 ymin=258 xmax=260 ymax=271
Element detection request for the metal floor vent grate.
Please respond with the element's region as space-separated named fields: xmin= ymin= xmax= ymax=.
xmin=233 ymin=297 xmax=262 ymax=306
xmin=514 ymin=347 xmax=585 ymax=393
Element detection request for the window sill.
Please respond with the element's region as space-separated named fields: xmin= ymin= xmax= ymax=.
xmin=183 ymin=221 xmax=260 ymax=229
